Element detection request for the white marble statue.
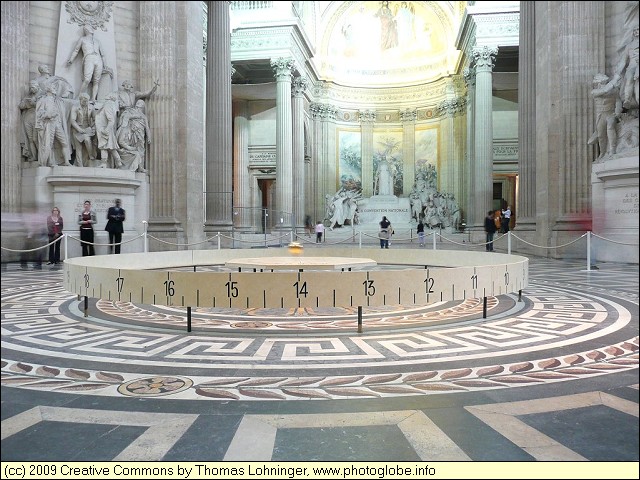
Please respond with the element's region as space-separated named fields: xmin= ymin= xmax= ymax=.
xmin=588 ymin=74 xmax=622 ymax=160
xmin=117 ymin=79 xmax=159 ymax=113
xmin=19 ymin=81 xmax=42 ymax=162
xmin=375 ymin=157 xmax=394 ymax=195
xmin=94 ymin=92 xmax=123 ymax=168
xmin=69 ymin=93 xmax=96 ymax=167
xmin=117 ymin=99 xmax=151 ymax=172
xmin=66 ymin=25 xmax=111 ymax=102
xmin=34 ymin=84 xmax=73 ymax=167
xmin=325 ymin=188 xmax=361 ymax=229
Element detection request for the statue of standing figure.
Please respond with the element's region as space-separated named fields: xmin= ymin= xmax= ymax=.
xmin=94 ymin=92 xmax=123 ymax=169
xmin=66 ymin=25 xmax=112 ymax=101
xmin=375 ymin=157 xmax=394 ymax=196
xmin=69 ymin=93 xmax=96 ymax=167
xmin=19 ymin=81 xmax=43 ymax=162
xmin=117 ymin=99 xmax=151 ymax=172
xmin=35 ymin=84 xmax=73 ymax=167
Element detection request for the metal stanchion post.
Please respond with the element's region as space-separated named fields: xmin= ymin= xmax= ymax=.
xmin=357 ymin=306 xmax=363 ymax=333
xmin=142 ymin=220 xmax=148 ymax=252
xmin=587 ymin=231 xmax=591 ymax=271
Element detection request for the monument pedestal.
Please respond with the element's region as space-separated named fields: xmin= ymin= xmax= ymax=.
xmin=591 ymin=151 xmax=639 ymax=263
xmin=357 ymin=195 xmax=411 ymax=226
xmin=21 ymin=166 xmax=149 ymax=257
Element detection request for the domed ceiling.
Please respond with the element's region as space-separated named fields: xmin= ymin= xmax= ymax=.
xmin=316 ymin=1 xmax=462 ymax=88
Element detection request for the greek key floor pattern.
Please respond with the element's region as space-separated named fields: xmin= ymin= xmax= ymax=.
xmin=1 ymin=256 xmax=638 ymax=462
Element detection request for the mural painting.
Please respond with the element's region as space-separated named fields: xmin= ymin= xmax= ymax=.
xmin=338 ymin=130 xmax=362 ymax=191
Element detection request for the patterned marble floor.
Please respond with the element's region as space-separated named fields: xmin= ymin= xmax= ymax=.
xmin=1 ymin=255 xmax=638 ymax=463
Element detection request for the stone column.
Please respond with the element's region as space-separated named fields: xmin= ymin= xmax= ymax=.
xmin=400 ymin=109 xmax=416 ymax=196
xmin=205 ymin=1 xmax=232 ymax=232
xmin=141 ymin=1 xmax=205 ymax=247
xmin=141 ymin=1 xmax=182 ymax=236
xmin=527 ymin=1 xmax=605 ymax=253
xmin=516 ymin=0 xmax=536 ymax=229
xmin=472 ymin=46 xmax=498 ymax=228
xmin=310 ymin=103 xmax=338 ymax=222
xmin=1 ymin=2 xmax=29 ymax=213
xmin=556 ymin=2 xmax=604 ymax=220
xmin=233 ymin=99 xmax=250 ymax=231
xmin=359 ymin=110 xmax=376 ymax=197
xmin=292 ymin=76 xmax=307 ymax=230
xmin=438 ymin=96 xmax=465 ymax=199
xmin=463 ymin=67 xmax=476 ymax=227
xmin=271 ymin=58 xmax=295 ymax=229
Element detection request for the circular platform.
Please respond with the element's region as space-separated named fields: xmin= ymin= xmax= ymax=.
xmin=225 ymin=256 xmax=377 ymax=271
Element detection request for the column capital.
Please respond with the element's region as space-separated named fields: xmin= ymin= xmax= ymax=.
xmin=436 ymin=98 xmax=466 ymax=117
xmin=358 ymin=110 xmax=377 ymax=123
xmin=400 ymin=109 xmax=417 ymax=122
xmin=463 ymin=66 xmax=475 ymax=86
xmin=271 ymin=57 xmax=295 ymax=79
xmin=310 ymin=102 xmax=338 ymax=120
xmin=472 ymin=45 xmax=499 ymax=71
xmin=292 ymin=76 xmax=308 ymax=97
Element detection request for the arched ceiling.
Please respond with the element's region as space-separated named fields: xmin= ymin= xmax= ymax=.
xmin=314 ymin=1 xmax=464 ymax=87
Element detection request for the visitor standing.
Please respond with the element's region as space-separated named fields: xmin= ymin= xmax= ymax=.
xmin=501 ymin=205 xmax=512 ymax=233
xmin=379 ymin=216 xmax=392 ymax=249
xmin=78 ymin=200 xmax=96 ymax=256
xmin=315 ymin=220 xmax=325 ymax=243
xmin=417 ymin=219 xmax=425 ymax=247
xmin=484 ymin=210 xmax=497 ymax=252
xmin=105 ymin=198 xmax=126 ymax=254
xmin=46 ymin=207 xmax=63 ymax=265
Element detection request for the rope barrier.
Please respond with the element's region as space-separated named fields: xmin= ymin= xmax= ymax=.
xmin=2 ymin=226 xmax=638 ymax=263
xmin=509 ymin=232 xmax=587 ymax=249
xmin=146 ymin=234 xmax=218 ymax=247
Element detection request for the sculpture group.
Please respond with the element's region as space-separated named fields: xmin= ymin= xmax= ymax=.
xmin=589 ymin=2 xmax=639 ymax=161
xmin=19 ymin=26 xmax=158 ymax=171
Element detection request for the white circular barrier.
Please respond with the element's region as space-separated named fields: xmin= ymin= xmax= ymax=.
xmin=64 ymin=247 xmax=529 ymax=309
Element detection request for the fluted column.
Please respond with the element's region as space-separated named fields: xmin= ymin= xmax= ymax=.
xmin=271 ymin=58 xmax=295 ymax=229
xmin=463 ymin=67 xmax=476 ymax=226
xmin=205 ymin=1 xmax=232 ymax=231
xmin=472 ymin=46 xmax=498 ymax=228
xmin=141 ymin=2 xmax=181 ymax=232
xmin=1 ymin=2 xmax=29 ymax=213
xmin=233 ymin=99 xmax=250 ymax=231
xmin=557 ymin=2 xmax=604 ymax=219
xmin=292 ymin=76 xmax=307 ymax=230
xmin=400 ymin=109 xmax=416 ymax=196
xmin=310 ymin=103 xmax=338 ymax=222
xmin=359 ymin=110 xmax=376 ymax=197
xmin=517 ymin=1 xmax=536 ymax=227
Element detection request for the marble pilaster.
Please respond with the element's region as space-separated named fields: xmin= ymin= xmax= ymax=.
xmin=1 ymin=2 xmax=29 ymax=213
xmin=205 ymin=1 xmax=233 ymax=232
xmin=140 ymin=1 xmax=182 ymax=236
xmin=516 ymin=0 xmax=536 ymax=228
xmin=292 ymin=76 xmax=307 ymax=229
xmin=233 ymin=99 xmax=250 ymax=231
xmin=463 ymin=67 xmax=476 ymax=227
xmin=472 ymin=46 xmax=498 ymax=228
xmin=400 ymin=109 xmax=416 ymax=196
xmin=271 ymin=58 xmax=295 ymax=229
xmin=359 ymin=110 xmax=376 ymax=198
xmin=310 ymin=103 xmax=338 ymax=223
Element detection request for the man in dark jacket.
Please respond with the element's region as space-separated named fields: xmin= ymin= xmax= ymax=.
xmin=105 ymin=199 xmax=125 ymax=254
xmin=484 ymin=210 xmax=497 ymax=251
